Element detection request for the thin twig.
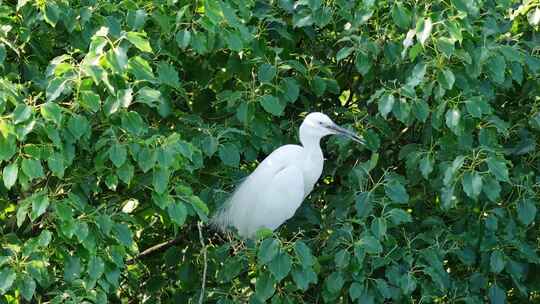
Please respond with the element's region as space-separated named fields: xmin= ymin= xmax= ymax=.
xmin=198 ymin=221 xmax=208 ymax=304
xmin=126 ymin=236 xmax=183 ymax=265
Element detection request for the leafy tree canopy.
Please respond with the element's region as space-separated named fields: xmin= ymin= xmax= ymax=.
xmin=0 ymin=0 xmax=539 ymax=303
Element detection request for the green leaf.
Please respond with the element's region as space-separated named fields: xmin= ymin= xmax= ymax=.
xmin=0 ymin=268 xmax=16 ymax=294
xmin=462 ymin=171 xmax=483 ymax=199
xmin=137 ymin=87 xmax=162 ymax=108
xmin=406 ymin=62 xmax=427 ymax=87
xmin=258 ymin=238 xmax=280 ymax=265
xmin=0 ymin=44 xmax=5 ymax=65
xmin=127 ymin=9 xmax=147 ymax=30
xmin=392 ymin=2 xmax=411 ymax=29
xmin=258 ymin=64 xmax=277 ymax=83
xmin=128 ymin=56 xmax=155 ymax=81
xmin=47 ymin=152 xmax=65 ymax=178
xmin=176 ymin=29 xmax=191 ymax=49
xmin=392 ymin=98 xmax=411 ymax=123
xmin=220 ymin=1 xmax=241 ymax=27
xmin=269 ymin=252 xmax=292 ymax=282
xmin=445 ymin=108 xmax=461 ymax=131
xmin=41 ymin=102 xmax=63 ymax=125
xmin=80 ymin=91 xmax=101 ymax=112
xmin=20 ymin=275 xmax=36 ymax=301
xmin=218 ymin=143 xmax=240 ymax=167
xmin=487 ymin=55 xmax=506 ymax=84
xmin=294 ymin=241 xmax=315 ymax=267
xmin=419 ymin=155 xmax=434 ymax=178
xmin=43 ymin=2 xmax=60 ymax=26
xmin=259 ymin=95 xmax=284 ymax=116
xmin=359 ymin=236 xmax=382 ymax=254
xmin=0 ymin=135 xmax=16 ymax=162
xmin=158 ymin=62 xmax=181 ymax=89
xmin=371 ymin=217 xmax=387 ymax=239
xmin=446 ymin=20 xmax=463 ymax=42
xmin=153 ymin=167 xmax=170 ymax=194
xmin=378 ymin=94 xmax=395 ymax=119
xmin=75 ymin=222 xmax=89 ymax=243
xmin=88 ymin=256 xmax=105 ymax=280
xmin=465 ymin=96 xmax=490 ymax=118
xmin=121 ymin=111 xmax=145 ymax=136
xmin=136 ymin=146 xmax=156 ymax=173
xmin=436 ymin=37 xmax=455 ymax=58
xmin=106 ymin=174 xmax=118 ymax=190
xmin=325 ymin=271 xmax=344 ymax=294
xmin=388 ymin=209 xmax=412 ymax=225
xmin=64 ymin=256 xmax=81 ymax=283
xmin=355 ymin=51 xmax=371 ymax=75
xmin=21 ymin=158 xmax=44 ymax=180
xmin=259 ymin=95 xmax=285 ymax=116
xmin=486 ymin=157 xmax=509 ymax=182
xmin=3 ymin=162 xmax=18 ymax=189
xmin=225 ymin=31 xmax=243 ymax=51
xmin=281 ymin=78 xmax=300 ymax=103
xmin=255 ymin=272 xmax=275 ymax=301
xmin=517 ymin=199 xmax=536 ymax=226
xmin=113 ymin=223 xmax=133 ymax=246
xmin=109 ymin=143 xmax=127 ymax=168
xmin=291 ymin=266 xmax=316 ymax=291
xmin=349 ymin=282 xmax=363 ymax=301
xmin=168 ymin=202 xmax=187 ymax=226
xmin=483 ymin=177 xmax=501 ymax=202
xmin=335 ymin=249 xmax=350 ymax=268
xmin=355 ymin=192 xmax=373 ymax=219
xmin=336 ymin=46 xmax=354 ymax=61
xmin=488 ymin=284 xmax=506 ymax=304
xmin=385 ymin=180 xmax=409 ymax=204
xmin=438 ymin=68 xmax=455 ymax=90
xmin=201 ymin=136 xmax=218 ymax=157
xmin=125 ymin=32 xmax=152 ymax=52
xmin=400 ymin=273 xmax=417 ymax=294
xmin=412 ymin=100 xmax=429 ymax=122
xmin=106 ymin=46 xmax=128 ymax=74
xmin=490 ymin=250 xmax=505 ymax=274
xmin=117 ymin=162 xmax=134 ymax=185
xmin=13 ymin=104 xmax=32 ymax=124
xmin=37 ymin=230 xmax=52 ymax=246
xmin=16 ymin=201 xmax=29 ymax=227
xmin=311 ymin=76 xmax=327 ymax=97
xmin=67 ymin=114 xmax=89 ymax=140
xmin=30 ymin=193 xmax=49 ymax=220
xmin=189 ymin=195 xmax=209 ymax=221
xmin=294 ymin=14 xmax=314 ymax=28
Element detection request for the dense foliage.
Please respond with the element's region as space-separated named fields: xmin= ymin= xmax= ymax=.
xmin=0 ymin=0 xmax=539 ymax=303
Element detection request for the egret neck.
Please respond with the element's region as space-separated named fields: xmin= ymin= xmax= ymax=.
xmin=299 ymin=122 xmax=325 ymax=194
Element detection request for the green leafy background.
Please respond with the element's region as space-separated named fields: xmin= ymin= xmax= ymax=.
xmin=0 ymin=0 xmax=539 ymax=303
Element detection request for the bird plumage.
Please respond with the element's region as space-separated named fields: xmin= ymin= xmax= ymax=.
xmin=211 ymin=112 xmax=364 ymax=238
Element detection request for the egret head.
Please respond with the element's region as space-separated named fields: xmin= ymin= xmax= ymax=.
xmin=301 ymin=112 xmax=365 ymax=144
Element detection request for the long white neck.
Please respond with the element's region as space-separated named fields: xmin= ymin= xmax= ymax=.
xmin=299 ymin=123 xmax=323 ymax=156
xmin=298 ymin=122 xmax=325 ymax=195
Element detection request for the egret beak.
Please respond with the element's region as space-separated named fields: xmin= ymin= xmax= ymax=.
xmin=327 ymin=124 xmax=366 ymax=145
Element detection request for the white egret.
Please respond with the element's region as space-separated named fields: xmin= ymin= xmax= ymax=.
xmin=211 ymin=112 xmax=365 ymax=238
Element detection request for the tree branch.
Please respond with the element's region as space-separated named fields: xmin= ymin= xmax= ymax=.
xmin=126 ymin=236 xmax=183 ymax=265
xmin=198 ymin=222 xmax=208 ymax=304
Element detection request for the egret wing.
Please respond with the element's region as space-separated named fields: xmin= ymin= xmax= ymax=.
xmin=211 ymin=145 xmax=305 ymax=237
xmin=242 ymin=165 xmax=305 ymax=237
